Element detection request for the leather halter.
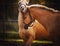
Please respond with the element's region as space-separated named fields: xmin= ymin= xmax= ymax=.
xmin=24 ymin=8 xmax=34 ymax=29
xmin=18 ymin=2 xmax=34 ymax=29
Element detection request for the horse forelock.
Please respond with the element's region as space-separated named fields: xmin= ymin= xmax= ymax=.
xmin=27 ymin=4 xmax=59 ymax=12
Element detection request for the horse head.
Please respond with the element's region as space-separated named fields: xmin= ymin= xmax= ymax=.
xmin=18 ymin=0 xmax=30 ymax=13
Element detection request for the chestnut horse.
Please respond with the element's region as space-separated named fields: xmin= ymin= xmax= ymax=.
xmin=26 ymin=4 xmax=60 ymax=46
xmin=18 ymin=0 xmax=60 ymax=46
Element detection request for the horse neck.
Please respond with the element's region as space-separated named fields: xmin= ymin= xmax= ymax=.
xmin=30 ymin=7 xmax=58 ymax=31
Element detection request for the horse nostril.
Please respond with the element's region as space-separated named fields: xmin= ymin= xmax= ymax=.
xmin=20 ymin=7 xmax=24 ymax=11
xmin=20 ymin=5 xmax=25 ymax=9
xmin=19 ymin=5 xmax=26 ymax=12
xmin=20 ymin=6 xmax=23 ymax=9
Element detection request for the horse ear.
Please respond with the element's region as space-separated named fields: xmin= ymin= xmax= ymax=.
xmin=26 ymin=0 xmax=30 ymax=4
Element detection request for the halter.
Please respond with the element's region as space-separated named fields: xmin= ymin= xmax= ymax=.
xmin=18 ymin=2 xmax=34 ymax=29
xmin=24 ymin=8 xmax=34 ymax=29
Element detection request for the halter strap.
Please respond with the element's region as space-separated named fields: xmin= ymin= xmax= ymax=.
xmin=24 ymin=8 xmax=35 ymax=29
xmin=28 ymin=8 xmax=34 ymax=24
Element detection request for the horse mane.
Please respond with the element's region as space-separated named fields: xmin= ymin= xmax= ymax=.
xmin=27 ymin=4 xmax=59 ymax=12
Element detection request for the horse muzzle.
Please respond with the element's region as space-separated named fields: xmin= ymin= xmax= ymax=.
xmin=20 ymin=5 xmax=27 ymax=13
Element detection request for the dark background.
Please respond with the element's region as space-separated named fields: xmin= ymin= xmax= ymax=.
xmin=0 ymin=0 xmax=60 ymax=46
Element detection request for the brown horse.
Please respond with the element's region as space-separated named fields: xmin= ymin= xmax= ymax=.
xmin=18 ymin=10 xmax=49 ymax=46
xmin=18 ymin=0 xmax=60 ymax=46
xmin=26 ymin=5 xmax=60 ymax=46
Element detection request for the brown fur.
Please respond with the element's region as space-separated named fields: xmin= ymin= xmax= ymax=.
xmin=18 ymin=6 xmax=60 ymax=46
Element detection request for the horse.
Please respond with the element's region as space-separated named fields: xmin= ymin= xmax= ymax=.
xmin=18 ymin=11 xmax=49 ymax=46
xmin=18 ymin=0 xmax=60 ymax=46
xmin=26 ymin=4 xmax=60 ymax=46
